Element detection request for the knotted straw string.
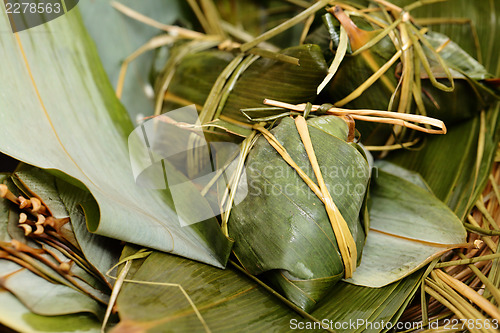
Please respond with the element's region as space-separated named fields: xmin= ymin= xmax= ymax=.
xmin=263 ymin=99 xmax=447 ymax=135
xmin=294 ymin=116 xmax=357 ymax=277
xmin=253 ymin=115 xmax=357 ymax=278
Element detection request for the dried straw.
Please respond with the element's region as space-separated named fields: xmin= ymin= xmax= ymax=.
xmin=401 ymin=158 xmax=500 ymax=332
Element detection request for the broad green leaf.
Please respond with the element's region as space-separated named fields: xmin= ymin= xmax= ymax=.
xmin=215 ymin=0 xmax=305 ymax=48
xmin=346 ymin=167 xmax=467 ymax=287
xmin=372 ymin=160 xmax=430 ymax=191
xmin=56 ymin=177 xmax=122 ymax=281
xmin=78 ymin=0 xmax=194 ymax=120
xmin=162 ymin=49 xmax=234 ymax=112
xmin=228 ymin=116 xmax=370 ymax=312
xmin=0 ymin=8 xmax=231 ymax=266
xmin=369 ymin=166 xmax=466 ymax=246
xmin=424 ymin=31 xmax=492 ymax=81
xmin=0 ymin=292 xmax=101 ymax=333
xmin=114 ymin=247 xmax=423 ymax=333
xmin=0 ymin=261 xmax=103 ymax=317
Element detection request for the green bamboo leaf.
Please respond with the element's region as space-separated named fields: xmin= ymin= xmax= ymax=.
xmin=222 ymin=45 xmax=328 ymax=123
xmin=0 ymin=8 xmax=231 ymax=267
xmin=161 ymin=48 xmax=234 ymax=111
xmin=371 ymin=160 xmax=430 ymax=191
xmin=0 ymin=261 xmax=104 ymax=317
xmin=0 ymin=292 xmax=101 ymax=333
xmin=424 ymin=31 xmax=492 ymax=81
xmin=54 ymin=177 xmax=122 ymax=282
xmin=114 ymin=247 xmax=423 ymax=333
xmin=346 ymin=165 xmax=467 ymax=287
xmin=78 ymin=0 xmax=194 ymax=120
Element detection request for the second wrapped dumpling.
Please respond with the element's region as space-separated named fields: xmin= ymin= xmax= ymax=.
xmin=228 ymin=115 xmax=371 ymax=312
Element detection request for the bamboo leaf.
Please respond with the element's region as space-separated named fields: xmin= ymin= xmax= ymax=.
xmin=0 ymin=261 xmax=104 ymax=317
xmin=114 ymin=247 xmax=423 ymax=333
xmin=55 ymin=177 xmax=122 ymax=282
xmin=0 ymin=1 xmax=498 ymax=332
xmin=0 ymin=8 xmax=231 ymax=267
xmin=372 ymin=160 xmax=431 ymax=191
xmin=346 ymin=164 xmax=467 ymax=287
xmin=400 ymin=0 xmax=500 ymax=75
xmin=0 ymin=292 xmax=101 ymax=333
xmin=78 ymin=0 xmax=194 ymax=120
xmin=239 ymin=0 xmax=330 ymax=52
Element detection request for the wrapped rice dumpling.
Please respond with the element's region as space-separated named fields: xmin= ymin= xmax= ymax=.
xmin=157 ymin=44 xmax=328 ymax=124
xmin=331 ymin=5 xmax=497 ymax=112
xmin=310 ymin=5 xmax=499 ymax=144
xmin=228 ymin=115 xmax=370 ymax=312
